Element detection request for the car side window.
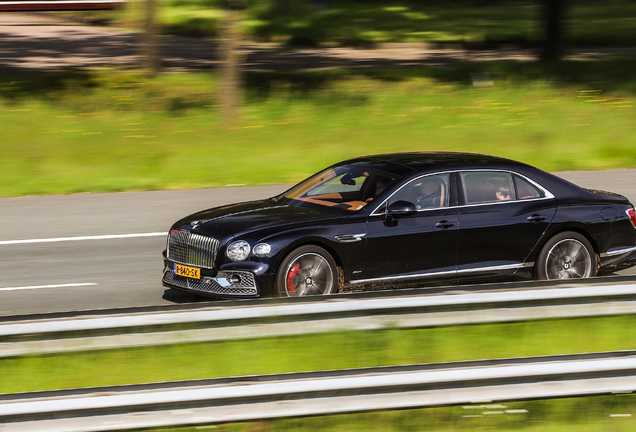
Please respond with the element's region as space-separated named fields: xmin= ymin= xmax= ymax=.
xmin=388 ymin=173 xmax=450 ymax=210
xmin=514 ymin=175 xmax=544 ymax=200
xmin=460 ymin=171 xmax=515 ymax=204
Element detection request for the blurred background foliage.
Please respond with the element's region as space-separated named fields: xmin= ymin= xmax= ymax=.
xmin=2 ymin=4 xmax=636 ymax=430
xmin=1 ymin=0 xmax=636 ymax=196
xmin=101 ymin=0 xmax=636 ymax=48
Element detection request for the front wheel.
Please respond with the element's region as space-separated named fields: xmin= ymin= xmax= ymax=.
xmin=535 ymin=231 xmax=597 ymax=280
xmin=276 ymin=245 xmax=337 ymax=297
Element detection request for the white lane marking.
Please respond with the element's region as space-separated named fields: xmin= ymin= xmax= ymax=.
xmin=0 ymin=232 xmax=166 ymax=245
xmin=0 ymin=283 xmax=98 ymax=292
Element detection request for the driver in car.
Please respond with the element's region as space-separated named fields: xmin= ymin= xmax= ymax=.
xmin=415 ymin=178 xmax=443 ymax=209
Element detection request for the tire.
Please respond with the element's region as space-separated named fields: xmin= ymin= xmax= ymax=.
xmin=276 ymin=245 xmax=337 ymax=297
xmin=535 ymin=231 xmax=597 ymax=280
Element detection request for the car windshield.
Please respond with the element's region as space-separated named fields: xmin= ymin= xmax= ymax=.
xmin=280 ymin=164 xmax=399 ymax=211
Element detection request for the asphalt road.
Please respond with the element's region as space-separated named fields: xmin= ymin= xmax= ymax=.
xmin=0 ymin=185 xmax=288 ymax=316
xmin=1 ymin=169 xmax=635 ymax=317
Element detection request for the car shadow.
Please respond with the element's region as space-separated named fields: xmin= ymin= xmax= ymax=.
xmin=162 ymin=288 xmax=214 ymax=304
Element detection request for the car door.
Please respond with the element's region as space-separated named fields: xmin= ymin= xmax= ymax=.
xmin=455 ymin=170 xmax=557 ymax=281
xmin=359 ymin=173 xmax=459 ymax=288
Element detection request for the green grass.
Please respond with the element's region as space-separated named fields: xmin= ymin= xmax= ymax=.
xmin=1 ymin=61 xmax=636 ymax=197
xmin=2 ymin=315 xmax=636 ymax=394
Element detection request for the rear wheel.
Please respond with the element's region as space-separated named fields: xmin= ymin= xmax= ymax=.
xmin=535 ymin=232 xmax=596 ymax=280
xmin=276 ymin=245 xmax=337 ymax=297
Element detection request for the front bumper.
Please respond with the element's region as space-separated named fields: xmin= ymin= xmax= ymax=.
xmin=162 ymin=268 xmax=260 ymax=298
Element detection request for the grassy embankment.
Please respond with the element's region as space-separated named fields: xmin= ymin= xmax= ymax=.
xmin=1 ymin=60 xmax=636 ymax=197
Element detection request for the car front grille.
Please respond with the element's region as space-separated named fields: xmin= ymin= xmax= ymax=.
xmin=163 ymin=270 xmax=258 ymax=296
xmin=167 ymin=230 xmax=220 ymax=269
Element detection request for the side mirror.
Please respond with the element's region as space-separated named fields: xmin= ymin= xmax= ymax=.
xmin=387 ymin=200 xmax=417 ymax=216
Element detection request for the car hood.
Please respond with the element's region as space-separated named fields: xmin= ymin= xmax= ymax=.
xmin=172 ymin=199 xmax=341 ymax=239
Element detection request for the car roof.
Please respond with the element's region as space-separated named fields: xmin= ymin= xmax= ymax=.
xmin=342 ymin=152 xmax=598 ymax=202
xmin=341 ymin=152 xmax=529 ymax=174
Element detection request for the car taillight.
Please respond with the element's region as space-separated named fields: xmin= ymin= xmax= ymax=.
xmin=628 ymin=208 xmax=636 ymax=228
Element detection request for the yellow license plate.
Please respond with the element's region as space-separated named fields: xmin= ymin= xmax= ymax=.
xmin=174 ymin=263 xmax=201 ymax=279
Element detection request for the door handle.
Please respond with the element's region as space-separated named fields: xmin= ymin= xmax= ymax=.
xmin=527 ymin=214 xmax=547 ymax=223
xmin=435 ymin=220 xmax=456 ymax=229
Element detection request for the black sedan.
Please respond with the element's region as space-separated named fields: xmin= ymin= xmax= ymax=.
xmin=162 ymin=152 xmax=636 ymax=298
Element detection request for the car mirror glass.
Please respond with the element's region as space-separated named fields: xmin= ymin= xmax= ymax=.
xmin=387 ymin=200 xmax=417 ymax=215
xmin=340 ymin=173 xmax=357 ymax=186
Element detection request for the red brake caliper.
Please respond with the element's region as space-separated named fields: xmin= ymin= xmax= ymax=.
xmin=286 ymin=263 xmax=300 ymax=295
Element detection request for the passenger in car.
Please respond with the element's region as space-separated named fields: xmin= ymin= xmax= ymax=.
xmin=496 ymin=186 xmax=512 ymax=201
xmin=375 ymin=178 xmax=388 ymax=196
xmin=364 ymin=177 xmax=390 ymax=202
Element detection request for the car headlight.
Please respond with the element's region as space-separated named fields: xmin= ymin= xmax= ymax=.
xmin=226 ymin=240 xmax=251 ymax=261
xmin=253 ymin=243 xmax=271 ymax=257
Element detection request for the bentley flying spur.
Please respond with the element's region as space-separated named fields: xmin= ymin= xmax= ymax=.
xmin=162 ymin=153 xmax=636 ymax=298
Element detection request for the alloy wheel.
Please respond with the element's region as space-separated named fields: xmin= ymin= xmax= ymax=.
xmin=285 ymin=252 xmax=334 ymax=296
xmin=545 ymin=238 xmax=593 ymax=279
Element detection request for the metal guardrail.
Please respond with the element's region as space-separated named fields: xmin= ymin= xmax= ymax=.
xmin=2 ymin=279 xmax=636 ymax=357
xmin=1 ymin=350 xmax=636 ymax=431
